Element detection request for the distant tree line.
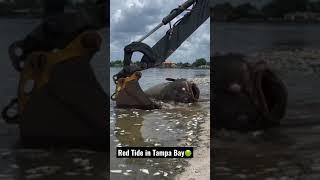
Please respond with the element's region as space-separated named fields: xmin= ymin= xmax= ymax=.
xmin=0 ymin=0 xmax=97 ymax=17
xmin=110 ymin=58 xmax=210 ymax=69
xmin=213 ymin=0 xmax=320 ymax=22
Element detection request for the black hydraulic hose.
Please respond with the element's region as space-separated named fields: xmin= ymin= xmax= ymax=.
xmin=137 ymin=0 xmax=196 ymax=42
xmin=162 ymin=0 xmax=196 ymax=24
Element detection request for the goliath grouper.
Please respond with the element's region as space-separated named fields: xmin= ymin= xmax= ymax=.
xmin=114 ymin=72 xmax=200 ymax=109
xmin=144 ymin=78 xmax=200 ymax=103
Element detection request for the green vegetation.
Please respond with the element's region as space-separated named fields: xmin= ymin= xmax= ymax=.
xmin=110 ymin=60 xmax=123 ymax=67
xmin=213 ymin=0 xmax=320 ymax=22
xmin=110 ymin=58 xmax=210 ymax=69
xmin=262 ymin=0 xmax=309 ymax=18
xmin=192 ymin=58 xmax=207 ymax=67
xmin=0 ymin=0 xmax=96 ymax=17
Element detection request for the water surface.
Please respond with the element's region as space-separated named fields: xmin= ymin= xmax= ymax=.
xmin=213 ymin=22 xmax=320 ymax=54
xmin=0 ymin=18 xmax=210 ymax=180
xmin=109 ymin=67 xmax=210 ymax=179
xmin=213 ymin=22 xmax=320 ymax=179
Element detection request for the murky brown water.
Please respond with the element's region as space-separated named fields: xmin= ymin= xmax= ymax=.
xmin=110 ymin=68 xmax=210 ymax=179
xmin=214 ymin=51 xmax=320 ymax=180
xmin=0 ymin=18 xmax=210 ymax=180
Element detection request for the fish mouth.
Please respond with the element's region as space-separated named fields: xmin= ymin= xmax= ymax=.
xmin=253 ymin=61 xmax=288 ymax=125
xmin=164 ymin=78 xmax=200 ymax=103
xmin=187 ymin=82 xmax=200 ymax=102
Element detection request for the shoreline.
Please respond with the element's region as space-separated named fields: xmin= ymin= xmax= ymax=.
xmin=175 ymin=115 xmax=210 ymax=180
xmin=110 ymin=67 xmax=210 ymax=70
xmin=214 ymin=21 xmax=320 ymax=26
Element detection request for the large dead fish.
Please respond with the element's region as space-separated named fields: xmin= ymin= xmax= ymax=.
xmin=213 ymin=54 xmax=287 ymax=131
xmin=144 ymin=78 xmax=200 ymax=103
xmin=115 ymin=76 xmax=200 ymax=109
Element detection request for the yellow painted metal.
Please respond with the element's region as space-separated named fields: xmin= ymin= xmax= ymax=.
xmin=18 ymin=31 xmax=99 ymax=113
xmin=112 ymin=71 xmax=142 ymax=100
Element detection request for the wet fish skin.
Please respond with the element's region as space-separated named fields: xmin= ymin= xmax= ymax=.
xmin=144 ymin=78 xmax=200 ymax=103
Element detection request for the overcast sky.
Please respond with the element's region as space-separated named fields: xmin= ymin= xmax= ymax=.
xmin=110 ymin=0 xmax=210 ymax=63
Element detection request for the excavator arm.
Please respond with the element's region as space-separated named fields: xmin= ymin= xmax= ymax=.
xmin=113 ymin=0 xmax=209 ymax=81
xmin=112 ymin=0 xmax=209 ymax=109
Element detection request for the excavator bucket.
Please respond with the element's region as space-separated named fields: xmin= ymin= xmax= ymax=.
xmin=0 ymin=0 xmax=108 ymax=151
xmin=113 ymin=72 xmax=160 ymax=110
xmin=112 ymin=72 xmax=201 ymax=109
xmin=19 ymin=55 xmax=108 ymax=150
